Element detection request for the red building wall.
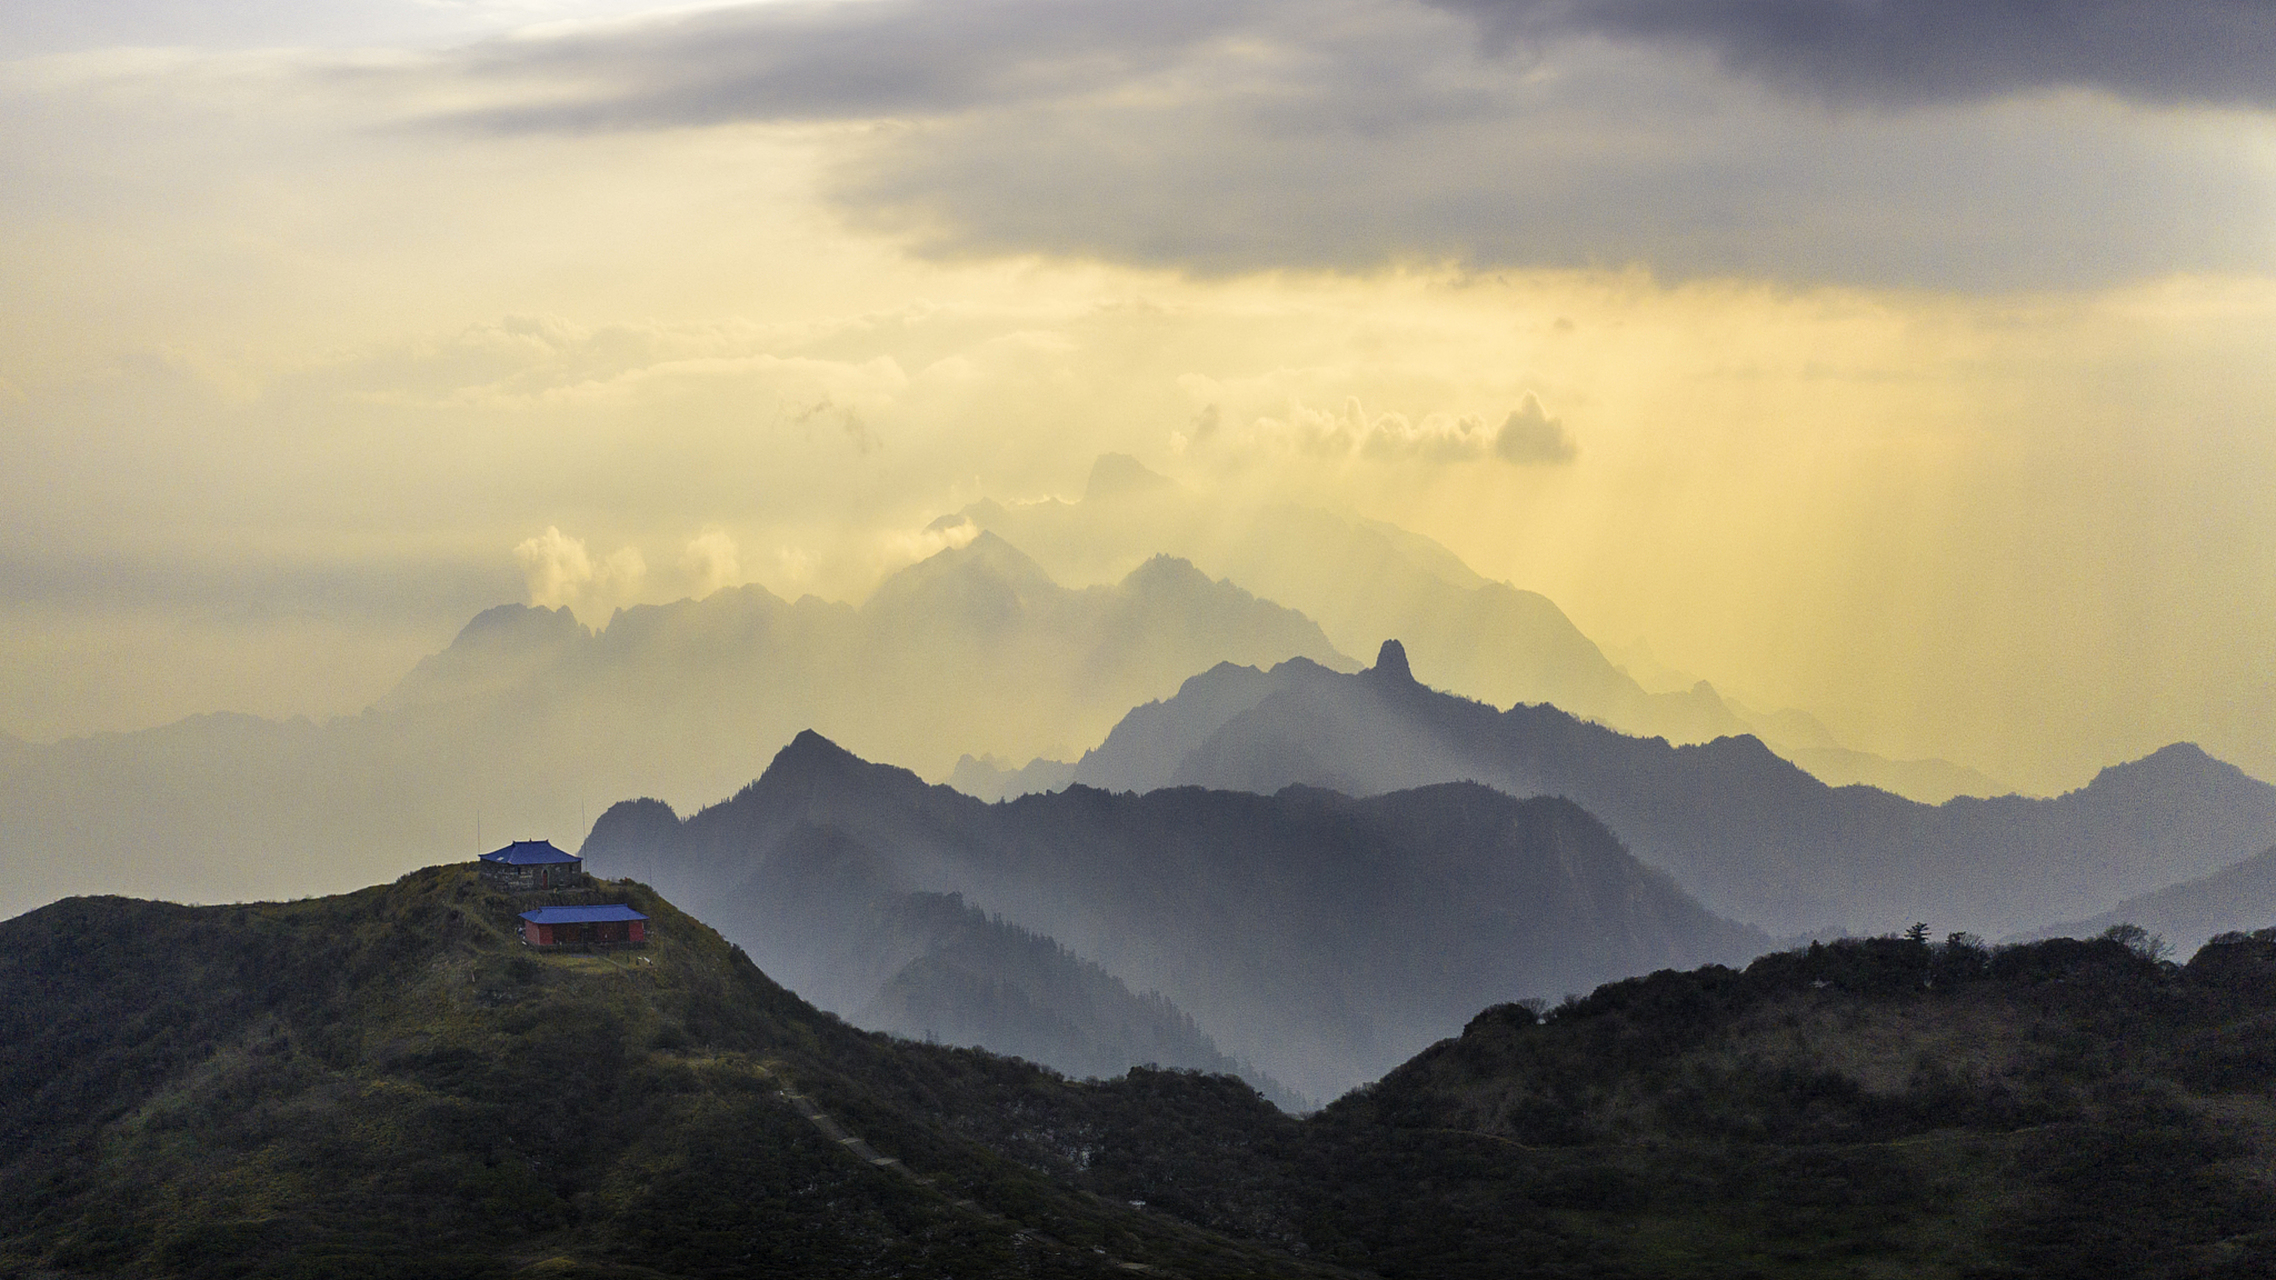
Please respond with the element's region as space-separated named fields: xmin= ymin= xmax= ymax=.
xmin=519 ymin=918 xmax=644 ymax=946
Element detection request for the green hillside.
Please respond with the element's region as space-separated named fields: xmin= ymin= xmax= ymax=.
xmin=1291 ymin=931 xmax=2276 ymax=1277
xmin=9 ymin=868 xmax=2276 ymax=1278
xmin=0 ymin=867 xmax=1336 ymax=1279
xmin=843 ymin=928 xmax=2276 ymax=1278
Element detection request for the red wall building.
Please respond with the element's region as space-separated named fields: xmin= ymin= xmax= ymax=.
xmin=518 ymin=904 xmax=649 ymax=947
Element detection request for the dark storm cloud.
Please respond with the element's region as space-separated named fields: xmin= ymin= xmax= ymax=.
xmin=419 ymin=0 xmax=2276 ymax=288
xmin=446 ymin=0 xmax=1257 ymax=131
xmin=1441 ymin=0 xmax=2276 ymax=108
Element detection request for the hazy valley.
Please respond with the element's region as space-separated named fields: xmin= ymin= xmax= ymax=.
xmin=583 ymin=729 xmax=1768 ymax=1103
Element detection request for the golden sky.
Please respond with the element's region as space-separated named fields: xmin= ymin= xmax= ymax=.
xmin=3 ymin=0 xmax=2274 ymax=794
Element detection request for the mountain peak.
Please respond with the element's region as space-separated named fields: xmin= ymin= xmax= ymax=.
xmin=1084 ymin=453 xmax=1173 ymax=503
xmin=1123 ymin=552 xmax=1209 ymax=590
xmin=372 ymin=602 xmax=589 ymax=713
xmin=866 ymin=529 xmax=1059 ymax=614
xmin=2078 ymin=742 xmax=2261 ymax=800
xmin=449 ymin=602 xmax=586 ymax=650
xmin=1370 ymin=638 xmax=1415 ymax=684
xmin=931 ymin=528 xmax=1053 ymax=582
xmin=743 ymin=730 xmax=944 ymax=811
xmin=758 ymin=729 xmax=867 ymax=783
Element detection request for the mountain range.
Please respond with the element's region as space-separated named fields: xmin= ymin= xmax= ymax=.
xmin=0 ymin=459 xmax=2030 ymax=924
xmin=582 ymin=730 xmax=1769 ymax=1103
xmin=0 ymin=536 xmax=1346 ymax=920
xmin=2027 ymin=840 xmax=2276 ymax=955
xmin=950 ymin=455 xmax=2005 ymax=798
xmin=961 ymin=642 xmax=2276 ymax=940
xmin=10 ymin=865 xmax=2275 ymax=1277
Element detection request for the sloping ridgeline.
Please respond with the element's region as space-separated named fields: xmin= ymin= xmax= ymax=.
xmin=968 ymin=929 xmax=2276 ymax=1278
xmin=0 ymin=867 xmax=1339 ymax=1280
xmin=11 ymin=873 xmax=2276 ymax=1278
xmin=852 ymin=890 xmax=1258 ymax=1092
xmin=588 ymin=796 xmax=1294 ymax=1108
xmin=584 ymin=732 xmax=1769 ymax=1105
xmin=2031 ymin=841 xmax=2276 ymax=955
xmin=1055 ymin=642 xmax=2276 ymax=940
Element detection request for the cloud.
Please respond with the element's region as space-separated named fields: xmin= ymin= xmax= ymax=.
xmin=682 ymin=525 xmax=742 ymax=597
xmin=1244 ymin=395 xmax=1570 ymax=467
xmin=414 ymin=0 xmax=2276 ymax=290
xmin=1492 ymin=392 xmax=1575 ymax=465
xmin=514 ymin=525 xmax=644 ymax=614
xmin=784 ymin=395 xmax=878 ymax=455
xmin=1438 ymin=0 xmax=2276 ymax=109
xmin=829 ymin=26 xmax=2276 ymax=289
xmin=441 ymin=0 xmax=1257 ymax=132
xmin=882 ymin=516 xmax=981 ymax=569
xmin=439 ymin=0 xmax=2276 ymax=134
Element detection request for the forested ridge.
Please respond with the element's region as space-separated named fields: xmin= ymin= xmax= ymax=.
xmin=6 ymin=869 xmax=2275 ymax=1277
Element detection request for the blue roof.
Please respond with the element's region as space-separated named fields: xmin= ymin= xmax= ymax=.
xmin=520 ymin=904 xmax=647 ymax=924
xmin=481 ymin=839 xmax=580 ymax=866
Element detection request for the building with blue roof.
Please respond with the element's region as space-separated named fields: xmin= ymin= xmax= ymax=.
xmin=519 ymin=904 xmax=648 ymax=948
xmin=477 ymin=839 xmax=584 ymax=891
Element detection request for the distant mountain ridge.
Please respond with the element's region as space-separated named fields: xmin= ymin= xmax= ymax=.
xmin=379 ymin=531 xmax=1351 ymax=784
xmin=853 ymin=891 xmax=1266 ymax=1093
xmin=584 ymin=730 xmax=1770 ymax=1103
xmin=2025 ymin=841 xmax=2276 ymax=955
xmin=955 ymin=642 xmax=2276 ymax=940
xmin=0 ymin=537 xmax=1349 ymax=919
xmin=3 ymin=462 xmax=2010 ymax=924
xmin=589 ymin=795 xmax=1299 ymax=1106
xmin=17 ymin=864 xmax=2276 ymax=1275
xmin=951 ymin=454 xmax=2005 ymax=799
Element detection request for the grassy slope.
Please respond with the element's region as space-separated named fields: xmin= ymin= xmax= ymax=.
xmin=0 ymin=867 xmax=1340 ymax=1280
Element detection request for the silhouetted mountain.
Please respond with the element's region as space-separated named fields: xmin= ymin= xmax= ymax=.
xmin=948 ymin=752 xmax=1077 ymax=802
xmin=584 ymin=731 xmax=1769 ymax=1102
xmin=380 ymin=532 xmax=1350 ymax=784
xmin=955 ymin=459 xmax=1743 ymax=738
xmin=2028 ymin=842 xmax=2276 ymax=955
xmin=580 ymin=797 xmax=1296 ymax=1105
xmin=951 ymin=456 xmax=2004 ymax=799
xmin=854 ymin=892 xmax=1282 ymax=1103
xmin=1776 ymin=742 xmax=2009 ymax=804
xmin=954 ymin=655 xmax=1363 ymax=802
xmin=0 ymin=539 xmax=1349 ymax=920
xmin=1014 ymin=644 xmax=2276 ymax=940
